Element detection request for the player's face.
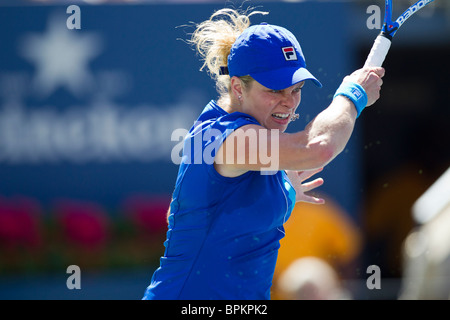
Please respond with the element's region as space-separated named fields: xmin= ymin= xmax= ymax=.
xmin=242 ymin=80 xmax=303 ymax=132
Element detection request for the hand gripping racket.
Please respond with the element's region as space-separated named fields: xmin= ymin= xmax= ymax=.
xmin=364 ymin=0 xmax=435 ymax=67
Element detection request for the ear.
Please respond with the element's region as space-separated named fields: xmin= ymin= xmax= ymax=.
xmin=230 ymin=76 xmax=244 ymax=100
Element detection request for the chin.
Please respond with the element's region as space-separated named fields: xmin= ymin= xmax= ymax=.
xmin=271 ymin=122 xmax=289 ymax=132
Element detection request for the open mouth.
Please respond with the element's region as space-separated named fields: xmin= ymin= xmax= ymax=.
xmin=272 ymin=113 xmax=290 ymax=120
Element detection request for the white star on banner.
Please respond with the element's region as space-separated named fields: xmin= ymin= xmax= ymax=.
xmin=19 ymin=13 xmax=102 ymax=99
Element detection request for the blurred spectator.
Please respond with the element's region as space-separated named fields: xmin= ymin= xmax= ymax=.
xmin=399 ymin=167 xmax=450 ymax=300
xmin=276 ymin=256 xmax=352 ymax=300
xmin=272 ymin=198 xmax=362 ymax=299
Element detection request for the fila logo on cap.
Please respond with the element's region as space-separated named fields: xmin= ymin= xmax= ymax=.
xmin=282 ymin=47 xmax=297 ymax=61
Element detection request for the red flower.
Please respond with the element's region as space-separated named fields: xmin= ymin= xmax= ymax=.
xmin=0 ymin=197 xmax=42 ymax=249
xmin=123 ymin=195 xmax=170 ymax=235
xmin=54 ymin=200 xmax=110 ymax=249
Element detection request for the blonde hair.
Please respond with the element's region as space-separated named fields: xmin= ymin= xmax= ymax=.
xmin=188 ymin=8 xmax=268 ymax=103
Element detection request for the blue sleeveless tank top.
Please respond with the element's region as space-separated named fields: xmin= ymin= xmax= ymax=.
xmin=143 ymin=100 xmax=296 ymax=300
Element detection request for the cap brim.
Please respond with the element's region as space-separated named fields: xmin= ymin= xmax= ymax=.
xmin=250 ymin=67 xmax=322 ymax=90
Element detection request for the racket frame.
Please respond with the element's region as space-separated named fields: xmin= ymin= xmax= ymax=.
xmin=364 ymin=0 xmax=435 ymax=67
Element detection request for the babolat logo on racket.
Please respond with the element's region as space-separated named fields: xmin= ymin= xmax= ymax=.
xmin=398 ymin=0 xmax=434 ymax=26
xmin=282 ymin=47 xmax=297 ymax=61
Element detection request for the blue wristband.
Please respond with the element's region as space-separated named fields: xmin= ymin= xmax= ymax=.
xmin=333 ymin=82 xmax=368 ymax=118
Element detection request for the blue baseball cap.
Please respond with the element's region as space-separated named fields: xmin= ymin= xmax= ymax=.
xmin=227 ymin=23 xmax=322 ymax=90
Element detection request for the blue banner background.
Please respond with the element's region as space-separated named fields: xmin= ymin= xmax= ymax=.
xmin=0 ymin=2 xmax=361 ymax=216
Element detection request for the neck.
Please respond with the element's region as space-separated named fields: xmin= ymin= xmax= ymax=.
xmin=217 ymin=97 xmax=239 ymax=113
xmin=217 ymin=95 xmax=240 ymax=114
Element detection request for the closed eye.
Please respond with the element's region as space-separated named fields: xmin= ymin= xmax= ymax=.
xmin=268 ymin=82 xmax=304 ymax=94
xmin=294 ymin=82 xmax=305 ymax=93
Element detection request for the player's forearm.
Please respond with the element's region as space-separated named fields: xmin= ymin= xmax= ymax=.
xmin=302 ymin=96 xmax=358 ymax=167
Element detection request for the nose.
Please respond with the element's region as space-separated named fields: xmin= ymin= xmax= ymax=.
xmin=281 ymin=91 xmax=299 ymax=110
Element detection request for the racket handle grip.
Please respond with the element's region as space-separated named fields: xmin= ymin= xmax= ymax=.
xmin=364 ymin=34 xmax=392 ymax=68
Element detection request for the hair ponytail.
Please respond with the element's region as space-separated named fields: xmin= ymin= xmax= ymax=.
xmin=188 ymin=7 xmax=268 ymax=100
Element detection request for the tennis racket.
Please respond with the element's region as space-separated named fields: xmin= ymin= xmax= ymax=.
xmin=364 ymin=0 xmax=435 ymax=67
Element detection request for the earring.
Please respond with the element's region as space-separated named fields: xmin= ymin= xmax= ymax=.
xmin=238 ymin=95 xmax=242 ymax=100
xmin=289 ymin=114 xmax=299 ymax=122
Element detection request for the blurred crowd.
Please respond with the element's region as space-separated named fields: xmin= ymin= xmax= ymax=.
xmin=272 ymin=167 xmax=450 ymax=300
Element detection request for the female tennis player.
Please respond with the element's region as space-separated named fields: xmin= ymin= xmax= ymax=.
xmin=143 ymin=8 xmax=384 ymax=300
